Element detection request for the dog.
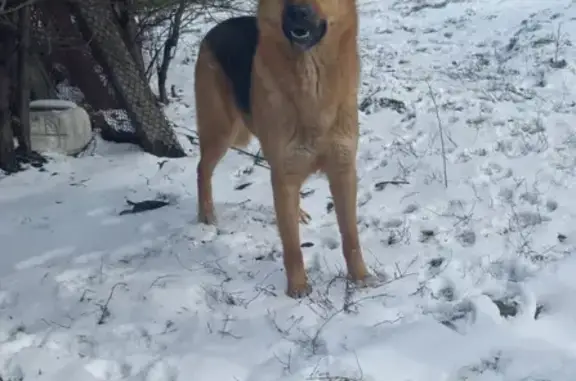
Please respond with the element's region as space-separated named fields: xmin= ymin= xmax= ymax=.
xmin=194 ymin=0 xmax=371 ymax=298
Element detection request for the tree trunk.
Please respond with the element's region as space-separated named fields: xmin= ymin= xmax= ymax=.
xmin=157 ymin=0 xmax=186 ymax=104
xmin=35 ymin=0 xmax=120 ymax=111
xmin=15 ymin=4 xmax=32 ymax=154
xmin=113 ymin=0 xmax=147 ymax=81
xmin=0 ymin=24 xmax=17 ymax=172
xmin=69 ymin=0 xmax=185 ymax=158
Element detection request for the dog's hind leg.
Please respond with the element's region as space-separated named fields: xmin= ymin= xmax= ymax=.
xmin=195 ymin=44 xmax=244 ymax=225
xmin=196 ymin=137 xmax=229 ymax=225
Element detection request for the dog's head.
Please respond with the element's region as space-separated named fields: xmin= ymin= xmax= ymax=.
xmin=257 ymin=0 xmax=357 ymax=51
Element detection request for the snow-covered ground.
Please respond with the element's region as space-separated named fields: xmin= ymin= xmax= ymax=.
xmin=3 ymin=0 xmax=576 ymax=379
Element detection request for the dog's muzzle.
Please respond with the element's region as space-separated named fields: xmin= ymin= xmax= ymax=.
xmin=282 ymin=3 xmax=327 ymax=51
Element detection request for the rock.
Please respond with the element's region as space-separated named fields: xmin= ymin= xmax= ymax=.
xmin=30 ymin=99 xmax=93 ymax=155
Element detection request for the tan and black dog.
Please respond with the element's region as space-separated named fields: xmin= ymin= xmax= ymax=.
xmin=194 ymin=0 xmax=372 ymax=298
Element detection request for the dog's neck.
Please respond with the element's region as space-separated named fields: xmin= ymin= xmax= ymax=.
xmin=253 ymin=19 xmax=359 ymax=135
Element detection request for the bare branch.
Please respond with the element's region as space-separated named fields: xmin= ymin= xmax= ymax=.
xmin=0 ymin=0 xmax=44 ymax=15
xmin=426 ymin=81 xmax=449 ymax=188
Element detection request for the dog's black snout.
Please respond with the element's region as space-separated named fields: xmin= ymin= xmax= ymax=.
xmin=285 ymin=4 xmax=314 ymax=24
xmin=282 ymin=2 xmax=327 ymax=50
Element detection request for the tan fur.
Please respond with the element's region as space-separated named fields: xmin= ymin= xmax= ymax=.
xmin=195 ymin=0 xmax=371 ymax=298
xmin=232 ymin=121 xmax=253 ymax=148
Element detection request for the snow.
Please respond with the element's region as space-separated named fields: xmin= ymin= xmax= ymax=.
xmin=30 ymin=100 xmax=78 ymax=111
xmin=2 ymin=0 xmax=576 ymax=380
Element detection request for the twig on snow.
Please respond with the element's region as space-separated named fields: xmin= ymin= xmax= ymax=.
xmin=307 ymin=351 xmax=364 ymax=380
xmin=426 ymin=82 xmax=448 ymax=188
xmin=96 ymin=282 xmax=127 ymax=325
xmin=182 ymin=129 xmax=270 ymax=170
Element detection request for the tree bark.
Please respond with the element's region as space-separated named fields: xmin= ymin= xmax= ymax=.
xmin=15 ymin=4 xmax=31 ymax=154
xmin=69 ymin=0 xmax=185 ymax=158
xmin=113 ymin=0 xmax=147 ymax=81
xmin=35 ymin=0 xmax=120 ymax=111
xmin=0 ymin=23 xmax=17 ymax=172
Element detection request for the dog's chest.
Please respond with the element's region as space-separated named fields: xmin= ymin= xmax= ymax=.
xmin=258 ymin=51 xmax=334 ymax=97
xmin=271 ymin=68 xmax=338 ymax=127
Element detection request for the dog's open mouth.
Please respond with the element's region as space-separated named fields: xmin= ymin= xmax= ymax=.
xmin=289 ymin=28 xmax=311 ymax=40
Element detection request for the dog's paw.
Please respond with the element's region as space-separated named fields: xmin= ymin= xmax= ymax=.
xmin=286 ymin=281 xmax=312 ymax=299
xmin=198 ymin=211 xmax=217 ymax=226
xmin=349 ymin=273 xmax=380 ymax=289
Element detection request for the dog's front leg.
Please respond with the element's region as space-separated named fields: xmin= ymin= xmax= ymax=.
xmin=325 ymin=144 xmax=370 ymax=285
xmin=271 ymin=170 xmax=311 ymax=298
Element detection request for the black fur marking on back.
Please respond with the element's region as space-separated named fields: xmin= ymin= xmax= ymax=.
xmin=204 ymin=16 xmax=259 ymax=115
